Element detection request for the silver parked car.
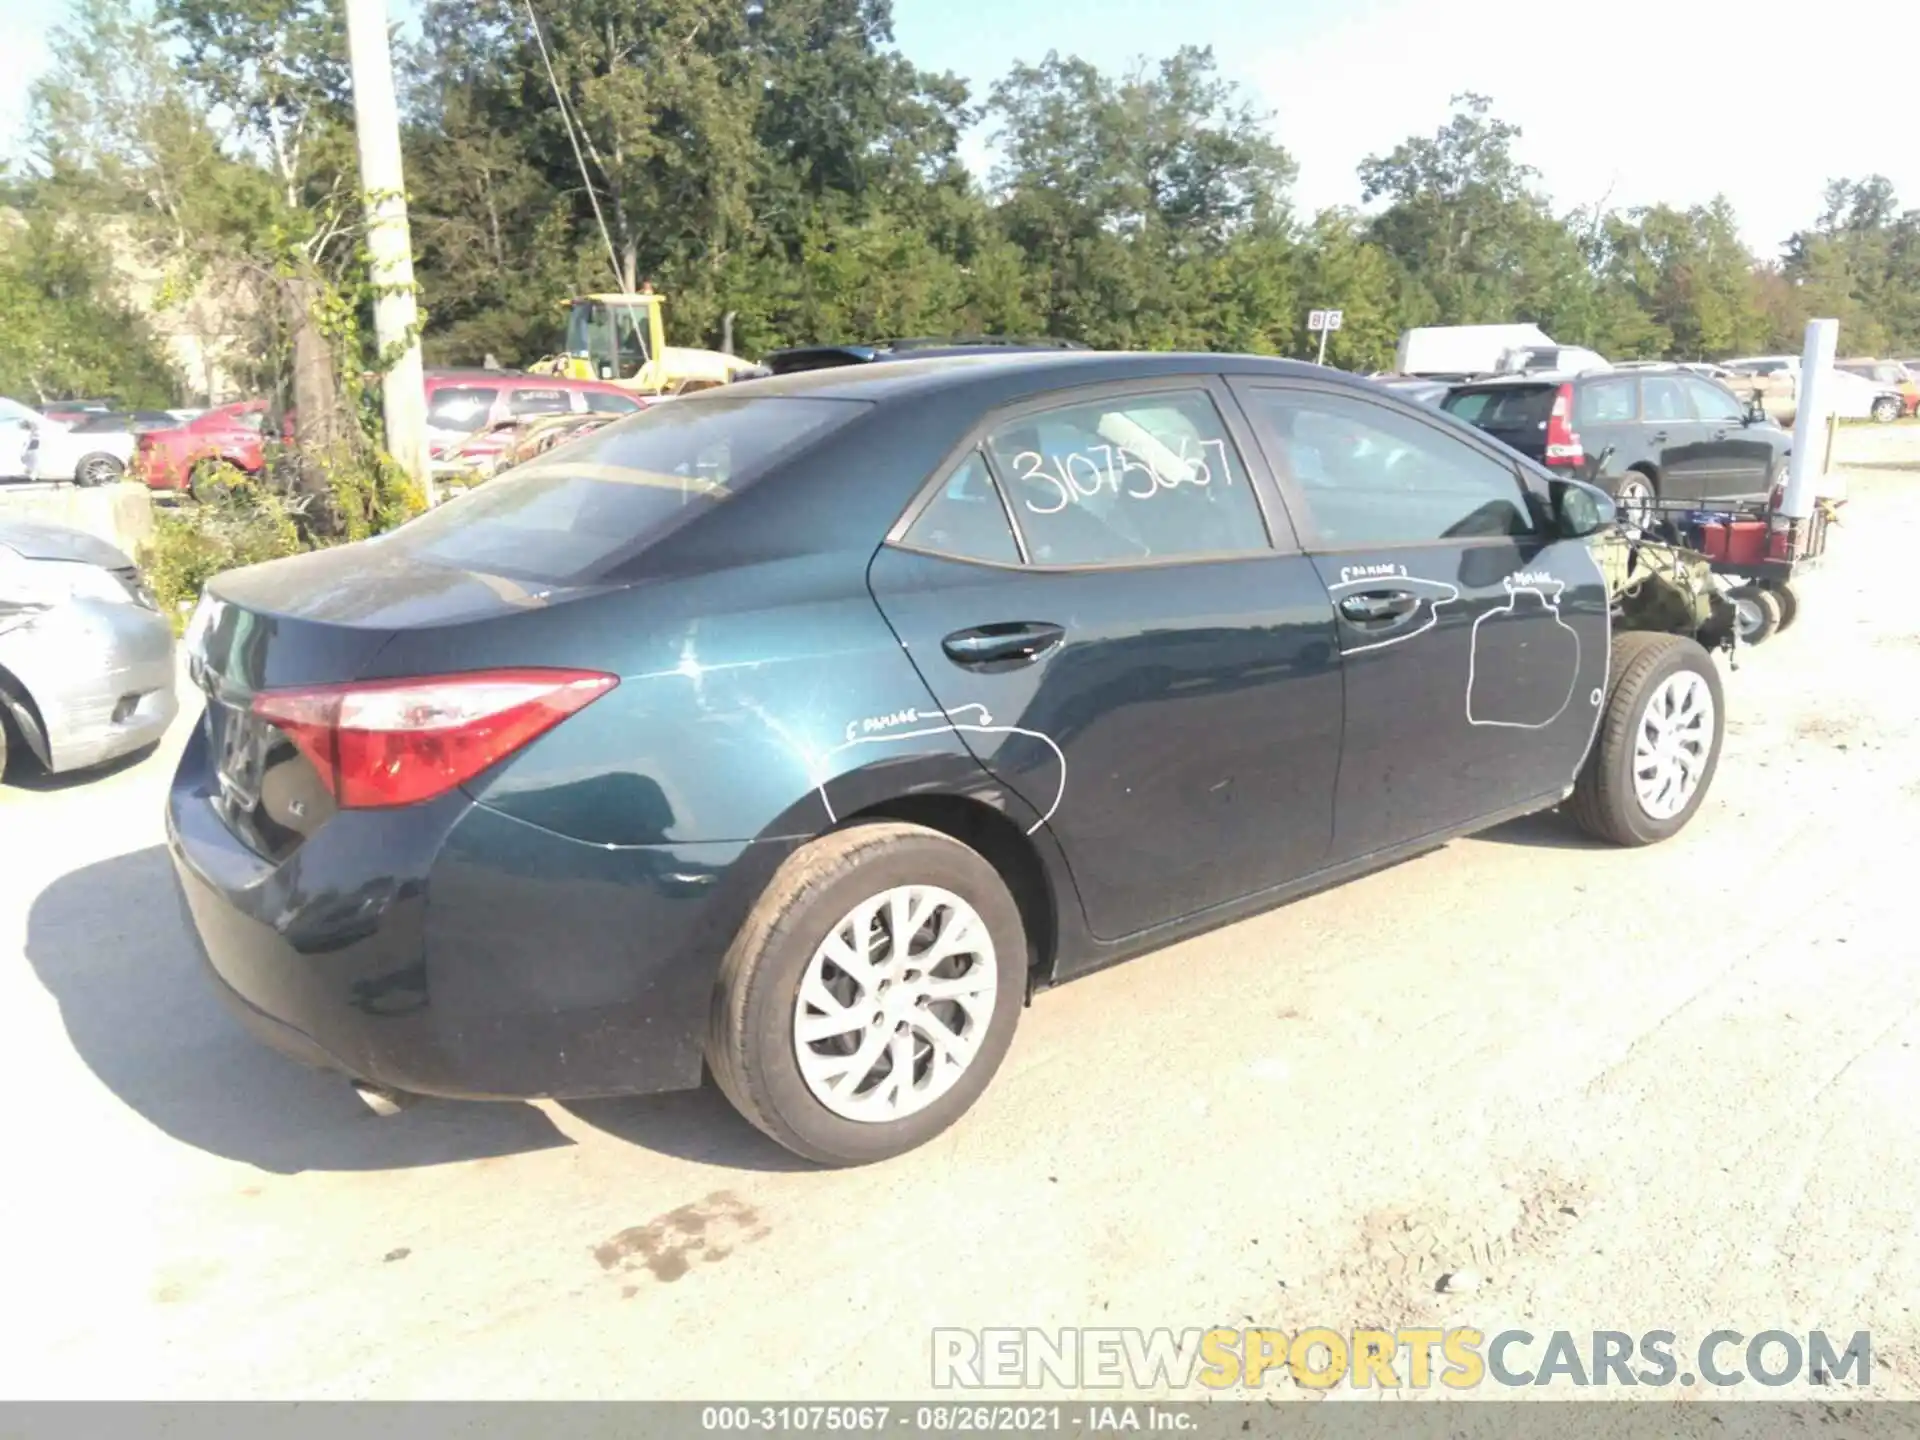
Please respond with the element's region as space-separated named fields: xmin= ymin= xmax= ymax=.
xmin=0 ymin=519 xmax=178 ymax=780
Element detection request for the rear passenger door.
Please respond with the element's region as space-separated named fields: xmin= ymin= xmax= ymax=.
xmin=867 ymin=380 xmax=1345 ymax=947
xmin=1638 ymin=374 xmax=1706 ymax=498
xmin=1230 ymin=379 xmax=1609 ymax=861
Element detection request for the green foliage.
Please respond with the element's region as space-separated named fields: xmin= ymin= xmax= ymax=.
xmin=0 ymin=211 xmax=181 ymax=404
xmin=139 ymin=473 xmax=308 ymax=624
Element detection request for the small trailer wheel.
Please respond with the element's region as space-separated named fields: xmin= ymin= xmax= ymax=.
xmin=1730 ymin=585 xmax=1782 ymax=646
xmin=1567 ymin=632 xmax=1726 ymax=847
xmin=1762 ymin=579 xmax=1800 ymax=633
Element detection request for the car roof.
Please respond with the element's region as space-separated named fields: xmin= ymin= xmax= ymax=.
xmin=721 ymin=350 xmax=1341 ymax=405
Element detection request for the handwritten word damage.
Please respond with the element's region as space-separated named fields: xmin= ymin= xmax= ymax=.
xmin=1012 ymin=440 xmax=1235 ymax=515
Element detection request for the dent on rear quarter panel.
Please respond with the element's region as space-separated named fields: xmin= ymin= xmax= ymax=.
xmin=458 ymin=550 xmax=985 ymax=847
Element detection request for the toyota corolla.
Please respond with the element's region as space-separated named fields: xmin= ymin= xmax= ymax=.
xmin=168 ymin=352 xmax=1724 ymax=1165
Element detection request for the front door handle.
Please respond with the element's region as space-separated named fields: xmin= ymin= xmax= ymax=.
xmin=1338 ymin=591 xmax=1419 ymax=624
xmin=942 ymin=621 xmax=1065 ymax=668
xmin=1650 ymin=430 xmax=1669 ymax=443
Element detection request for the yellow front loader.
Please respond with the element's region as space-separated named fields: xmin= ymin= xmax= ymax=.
xmin=531 ymin=286 xmax=759 ymax=395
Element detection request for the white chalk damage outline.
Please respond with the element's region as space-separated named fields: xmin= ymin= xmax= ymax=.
xmin=813 ymin=702 xmax=1067 ymax=836
xmin=1326 ymin=574 xmax=1463 ymax=657
xmin=1464 ymin=575 xmax=1585 ymax=730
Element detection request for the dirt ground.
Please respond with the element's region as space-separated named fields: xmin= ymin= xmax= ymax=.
xmin=3 ymin=428 xmax=1918 ymax=1402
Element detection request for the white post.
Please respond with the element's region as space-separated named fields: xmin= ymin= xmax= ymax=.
xmin=1315 ymin=327 xmax=1330 ymax=367
xmin=344 ymin=0 xmax=432 ymax=505
xmin=1782 ymin=318 xmax=1839 ymax=520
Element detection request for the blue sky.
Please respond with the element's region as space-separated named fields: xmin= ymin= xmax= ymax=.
xmin=3 ymin=0 xmax=1903 ymax=258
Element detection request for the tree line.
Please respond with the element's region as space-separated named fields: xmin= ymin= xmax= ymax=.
xmin=4 ymin=0 xmax=1918 ymax=413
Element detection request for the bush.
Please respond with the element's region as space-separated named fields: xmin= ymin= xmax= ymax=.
xmin=137 ymin=451 xmax=425 ymax=631
xmin=139 ymin=472 xmax=309 ymax=630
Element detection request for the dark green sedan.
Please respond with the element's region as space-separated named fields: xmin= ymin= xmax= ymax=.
xmin=167 ymin=351 xmax=1724 ymax=1165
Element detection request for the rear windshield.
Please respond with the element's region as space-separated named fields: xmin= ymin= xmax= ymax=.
xmin=382 ymin=395 xmax=866 ymax=584
xmin=1440 ymin=386 xmax=1553 ymax=429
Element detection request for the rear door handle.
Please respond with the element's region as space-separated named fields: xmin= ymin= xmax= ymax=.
xmin=1650 ymin=431 xmax=1669 ymax=443
xmin=942 ymin=622 xmax=1065 ymax=668
xmin=1338 ymin=591 xmax=1420 ymax=623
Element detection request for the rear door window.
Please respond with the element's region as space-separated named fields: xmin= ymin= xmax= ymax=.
xmin=900 ymin=452 xmax=1022 ymax=566
xmin=983 ymin=389 xmax=1270 ymax=566
xmin=427 ymin=386 xmax=498 ymax=430
xmin=1641 ymin=377 xmax=1693 ymax=423
xmin=1574 ymin=376 xmax=1637 ymax=425
xmin=385 ymin=395 xmax=866 ymax=584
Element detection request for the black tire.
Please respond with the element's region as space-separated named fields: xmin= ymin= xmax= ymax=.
xmin=73 ymin=452 xmax=124 ymax=487
xmin=1871 ymin=395 xmax=1902 ymax=424
xmin=1730 ymin=584 xmax=1782 ymax=646
xmin=1567 ymin=632 xmax=1726 ymax=847
xmin=1763 ymin=579 xmax=1799 ymax=632
xmin=707 ymin=821 xmax=1026 ymax=1166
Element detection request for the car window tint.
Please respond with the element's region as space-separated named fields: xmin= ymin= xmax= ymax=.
xmin=427 ymin=387 xmax=498 ymax=428
xmin=901 ymin=452 xmax=1020 ymax=566
xmin=385 ymin=395 xmax=865 ymax=585
xmin=1575 ymin=376 xmax=1636 ymax=425
xmin=588 ymin=391 xmax=643 ymax=413
xmin=1685 ymin=379 xmax=1745 ymax=423
xmin=1642 ymin=376 xmax=1692 ymax=423
xmin=1247 ymin=387 xmax=1535 ymax=548
xmin=1439 ymin=386 xmax=1553 ymax=429
xmin=984 ymin=389 xmax=1268 ymax=566
xmin=508 ymin=388 xmax=572 ymax=417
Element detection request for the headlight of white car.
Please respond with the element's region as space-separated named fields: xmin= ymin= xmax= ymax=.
xmin=0 ymin=544 xmax=141 ymax=608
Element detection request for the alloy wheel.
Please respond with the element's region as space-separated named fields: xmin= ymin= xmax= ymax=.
xmin=792 ymin=884 xmax=998 ymax=1123
xmin=1615 ymin=474 xmax=1654 ymax=528
xmin=1632 ymin=671 xmax=1715 ymax=820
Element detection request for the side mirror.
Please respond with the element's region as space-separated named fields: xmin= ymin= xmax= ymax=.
xmin=1553 ymin=478 xmax=1616 ymax=539
xmin=1745 ymin=397 xmax=1767 ymax=424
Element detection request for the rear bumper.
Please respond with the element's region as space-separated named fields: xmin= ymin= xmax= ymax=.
xmin=166 ymin=719 xmax=797 ymax=1101
xmin=0 ymin=600 xmax=177 ymax=772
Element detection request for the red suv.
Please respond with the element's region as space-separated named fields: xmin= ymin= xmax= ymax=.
xmin=423 ymin=372 xmax=645 ymax=461
xmin=133 ymin=401 xmax=271 ymax=493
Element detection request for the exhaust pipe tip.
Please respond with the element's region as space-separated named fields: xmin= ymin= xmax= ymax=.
xmin=351 ymin=1080 xmax=416 ymax=1118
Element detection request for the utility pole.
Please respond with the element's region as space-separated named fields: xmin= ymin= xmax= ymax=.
xmin=1781 ymin=318 xmax=1839 ymax=520
xmin=344 ymin=0 xmax=432 ymax=504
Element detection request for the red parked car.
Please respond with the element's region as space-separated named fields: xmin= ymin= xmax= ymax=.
xmin=422 ymin=371 xmax=647 ymax=461
xmin=133 ymin=400 xmax=271 ymax=493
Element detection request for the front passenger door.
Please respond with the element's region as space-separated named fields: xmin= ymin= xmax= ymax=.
xmin=1231 ymin=380 xmax=1610 ymax=862
xmin=1683 ymin=377 xmax=1774 ymax=501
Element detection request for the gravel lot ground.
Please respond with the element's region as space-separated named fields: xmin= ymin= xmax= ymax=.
xmin=4 ymin=428 xmax=1917 ymax=1402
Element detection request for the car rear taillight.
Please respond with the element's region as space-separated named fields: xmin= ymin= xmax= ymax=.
xmin=250 ymin=668 xmax=617 ymax=809
xmin=1544 ymin=384 xmax=1583 ymax=465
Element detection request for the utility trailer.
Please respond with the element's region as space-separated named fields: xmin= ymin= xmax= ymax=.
xmin=1633 ymin=496 xmax=1836 ymax=648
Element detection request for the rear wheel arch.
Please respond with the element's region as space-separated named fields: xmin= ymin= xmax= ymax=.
xmin=838 ymin=792 xmax=1058 ymax=984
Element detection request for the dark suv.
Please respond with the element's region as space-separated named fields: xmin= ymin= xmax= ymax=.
xmin=1441 ymin=367 xmax=1789 ymax=521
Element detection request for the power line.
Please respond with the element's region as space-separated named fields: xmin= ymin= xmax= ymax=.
xmin=523 ymin=0 xmax=625 ymax=291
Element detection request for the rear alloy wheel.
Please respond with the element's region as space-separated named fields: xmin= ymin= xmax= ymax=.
xmin=1730 ymin=584 xmax=1783 ymax=646
xmin=1567 ymin=632 xmax=1726 ymax=846
xmin=1613 ymin=471 xmax=1657 ymax=528
xmin=707 ymin=821 xmax=1026 ymax=1165
xmin=74 ymin=452 xmax=124 ymax=487
xmin=1871 ymin=395 xmax=1902 ymax=424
